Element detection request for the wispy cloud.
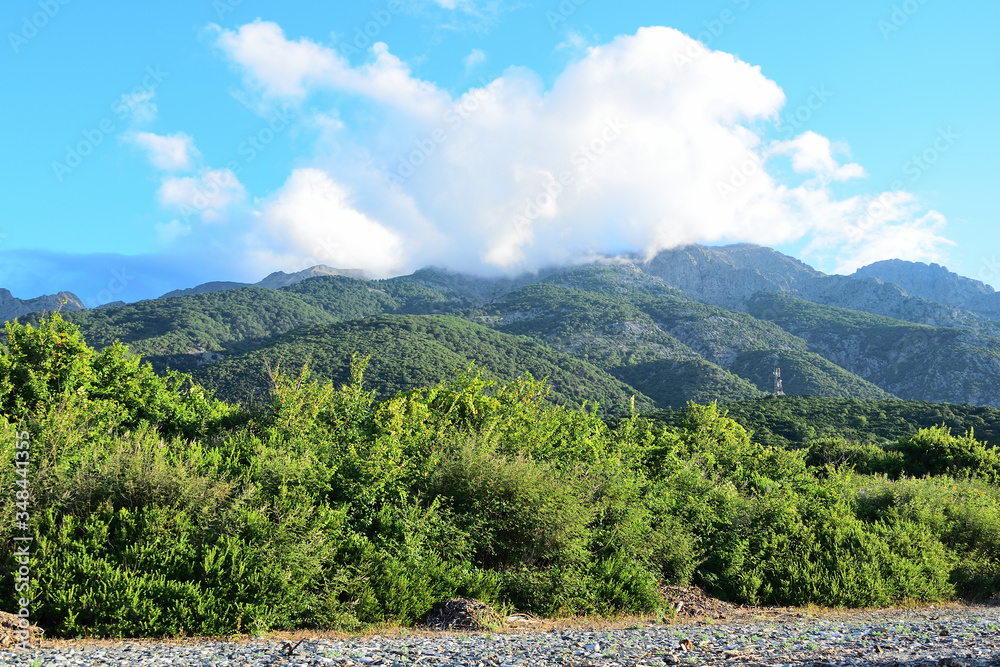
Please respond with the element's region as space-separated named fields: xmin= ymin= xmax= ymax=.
xmin=114 ymin=88 xmax=158 ymax=124
xmin=129 ymin=131 xmax=200 ymax=171
xmin=158 ymin=168 xmax=246 ymax=224
xmin=464 ymin=48 xmax=486 ymax=72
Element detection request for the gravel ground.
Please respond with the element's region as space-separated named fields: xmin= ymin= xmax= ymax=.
xmin=2 ymin=605 xmax=998 ymax=667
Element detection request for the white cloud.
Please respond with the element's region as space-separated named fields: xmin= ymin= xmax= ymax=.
xmin=130 ymin=132 xmax=199 ymax=171
xmin=115 ymin=89 xmax=158 ymax=123
xmin=213 ymin=20 xmax=449 ymax=119
xmin=770 ymin=131 xmax=865 ymax=182
xmin=204 ymin=23 xmax=952 ymax=277
xmin=256 ymin=168 xmax=405 ymax=276
xmin=830 ymin=211 xmax=952 ymax=274
xmin=158 ymin=169 xmax=246 ymax=223
xmin=556 ymin=29 xmax=590 ymax=52
xmin=464 ymin=48 xmax=486 ymax=71
xmin=800 ymin=190 xmax=954 ymax=274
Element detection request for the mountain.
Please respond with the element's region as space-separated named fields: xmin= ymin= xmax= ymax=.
xmin=0 ymin=288 xmax=85 ymax=322
xmin=191 ymin=315 xmax=656 ymax=414
xmin=36 ymin=262 xmax=891 ymax=410
xmin=465 ymin=273 xmax=888 ymax=404
xmin=13 ymin=243 xmax=1000 ymax=411
xmin=640 ymin=243 xmax=823 ymax=310
xmin=51 ymin=276 xmax=454 ymax=363
xmin=159 ymin=265 xmax=369 ymax=298
xmin=747 ymin=292 xmax=1000 ymax=406
xmin=854 ymin=259 xmax=1000 ymax=316
xmin=640 ymin=244 xmax=1000 ymax=339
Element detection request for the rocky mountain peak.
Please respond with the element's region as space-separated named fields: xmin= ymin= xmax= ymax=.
xmin=853 ymin=259 xmax=999 ymax=315
xmin=0 ymin=289 xmax=85 ymax=322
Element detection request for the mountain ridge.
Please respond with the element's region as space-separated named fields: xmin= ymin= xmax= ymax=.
xmin=10 ymin=244 xmax=1000 ymax=411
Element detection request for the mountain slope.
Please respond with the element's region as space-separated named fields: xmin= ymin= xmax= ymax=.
xmin=475 ymin=269 xmax=891 ymax=401
xmin=854 ymin=259 xmax=1000 ymax=316
xmin=1 ymin=288 xmax=85 ymax=321
xmin=45 ymin=276 xmax=459 ymax=361
xmin=13 ymin=245 xmax=1000 ymax=409
xmin=639 ymin=244 xmax=1000 ymax=339
xmin=748 ymin=293 xmax=1000 ymax=405
xmin=468 ymin=282 xmax=766 ymax=407
xmin=159 ymin=265 xmax=370 ymax=298
xmin=192 ymin=315 xmax=655 ymax=414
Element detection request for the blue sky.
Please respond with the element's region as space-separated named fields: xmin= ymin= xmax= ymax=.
xmin=1 ymin=0 xmax=997 ymax=305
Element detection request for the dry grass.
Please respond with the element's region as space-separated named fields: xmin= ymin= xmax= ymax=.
xmin=23 ymin=598 xmax=977 ymax=651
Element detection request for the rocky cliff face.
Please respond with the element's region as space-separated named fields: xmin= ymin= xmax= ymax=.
xmin=0 ymin=289 xmax=84 ymax=322
xmin=640 ymin=244 xmax=822 ymax=310
xmin=256 ymin=265 xmax=369 ymax=289
xmin=853 ymin=259 xmax=1000 ymax=316
xmin=637 ymin=245 xmax=1000 ymax=338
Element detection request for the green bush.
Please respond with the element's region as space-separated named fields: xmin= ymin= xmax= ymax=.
xmin=2 ymin=314 xmax=1000 ymax=637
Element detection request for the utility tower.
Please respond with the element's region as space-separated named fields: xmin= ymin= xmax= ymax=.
xmin=773 ymin=365 xmax=785 ymax=396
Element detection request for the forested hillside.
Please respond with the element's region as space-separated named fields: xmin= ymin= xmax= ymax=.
xmin=192 ymin=315 xmax=656 ymax=414
xmin=748 ymin=293 xmax=1000 ymax=405
xmin=11 ymin=244 xmax=1000 ymax=411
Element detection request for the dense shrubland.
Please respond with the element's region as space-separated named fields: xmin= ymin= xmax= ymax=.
xmin=1 ymin=315 xmax=999 ymax=638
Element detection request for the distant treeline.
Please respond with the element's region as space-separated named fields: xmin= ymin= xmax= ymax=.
xmin=651 ymin=395 xmax=1000 ymax=449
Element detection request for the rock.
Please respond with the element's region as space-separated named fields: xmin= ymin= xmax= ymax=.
xmin=659 ymin=584 xmax=741 ymax=620
xmin=421 ymin=598 xmax=503 ymax=631
xmin=0 ymin=288 xmax=85 ymax=322
xmin=0 ymin=610 xmax=44 ymax=647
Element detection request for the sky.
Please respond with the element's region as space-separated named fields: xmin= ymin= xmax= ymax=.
xmin=1 ymin=0 xmax=997 ymax=306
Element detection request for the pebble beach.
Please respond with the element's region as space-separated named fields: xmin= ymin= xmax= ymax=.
xmin=3 ymin=604 xmax=998 ymax=667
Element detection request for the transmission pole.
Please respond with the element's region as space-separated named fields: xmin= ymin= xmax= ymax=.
xmin=773 ymin=365 xmax=785 ymax=396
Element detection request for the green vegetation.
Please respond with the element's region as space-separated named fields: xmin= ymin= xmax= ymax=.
xmin=729 ymin=351 xmax=891 ymax=400
xmin=18 ymin=264 xmax=928 ymax=412
xmin=191 ymin=314 xmax=656 ymax=415
xmin=469 ymin=283 xmax=767 ymax=408
xmin=748 ymin=292 xmax=1000 ymax=405
xmin=1 ymin=315 xmax=999 ymax=639
xmin=706 ymin=395 xmax=1000 ymax=450
xmin=27 ymin=275 xmax=463 ymax=361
